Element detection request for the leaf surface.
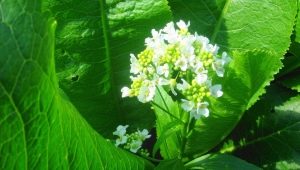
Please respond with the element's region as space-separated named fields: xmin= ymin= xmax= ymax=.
xmin=185 ymin=154 xmax=261 ymax=170
xmin=43 ymin=0 xmax=172 ymax=136
xmin=0 ymin=0 xmax=153 ymax=169
xmin=220 ymin=85 xmax=300 ymax=169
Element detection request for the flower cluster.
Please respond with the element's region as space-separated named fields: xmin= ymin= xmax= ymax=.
xmin=113 ymin=125 xmax=151 ymax=154
xmin=121 ymin=20 xmax=231 ymax=119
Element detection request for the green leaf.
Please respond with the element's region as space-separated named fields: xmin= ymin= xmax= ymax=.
xmin=185 ymin=154 xmax=261 ymax=170
xmin=169 ymin=0 xmax=297 ymax=54
xmin=0 ymin=0 xmax=153 ymax=169
xmin=152 ymin=120 xmax=182 ymax=157
xmin=153 ymin=87 xmax=187 ymax=158
xmin=155 ymin=159 xmax=185 ymax=170
xmin=220 ymin=84 xmax=300 ymax=169
xmin=295 ymin=0 xmax=300 ymax=43
xmin=184 ymin=50 xmax=283 ymax=156
xmin=42 ymin=0 xmax=172 ymax=136
xmin=154 ymin=0 xmax=297 ymax=158
xmin=277 ymin=42 xmax=300 ymax=77
xmin=280 ymin=71 xmax=300 ymax=92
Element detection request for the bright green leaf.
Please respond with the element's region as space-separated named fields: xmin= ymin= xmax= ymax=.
xmin=153 ymin=87 xmax=187 ymax=159
xmin=295 ymin=0 xmax=300 ymax=43
xmin=185 ymin=154 xmax=261 ymax=170
xmin=155 ymin=159 xmax=185 ymax=170
xmin=152 ymin=120 xmax=182 ymax=158
xmin=0 ymin=0 xmax=153 ymax=169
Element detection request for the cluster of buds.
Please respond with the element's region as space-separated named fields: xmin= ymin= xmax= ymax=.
xmin=121 ymin=20 xmax=231 ymax=119
xmin=113 ymin=125 xmax=151 ymax=154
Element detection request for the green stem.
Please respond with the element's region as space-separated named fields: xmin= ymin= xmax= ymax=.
xmin=180 ymin=115 xmax=196 ymax=158
xmin=140 ymin=155 xmax=162 ymax=163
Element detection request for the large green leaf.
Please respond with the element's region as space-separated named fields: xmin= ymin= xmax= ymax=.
xmin=0 ymin=0 xmax=153 ymax=169
xmin=154 ymin=0 xmax=297 ymax=158
xmin=42 ymin=0 xmax=172 ymax=136
xmin=185 ymin=154 xmax=261 ymax=170
xmin=169 ymin=0 xmax=296 ymax=54
xmin=219 ymin=84 xmax=300 ymax=169
xmin=295 ymin=0 xmax=300 ymax=43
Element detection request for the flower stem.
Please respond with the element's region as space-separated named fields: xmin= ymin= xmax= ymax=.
xmin=180 ymin=115 xmax=196 ymax=158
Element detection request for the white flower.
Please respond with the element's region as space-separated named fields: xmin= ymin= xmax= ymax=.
xmin=195 ymin=33 xmax=209 ymax=52
xmin=130 ymin=54 xmax=141 ymax=74
xmin=210 ymin=84 xmax=223 ymax=97
xmin=113 ymin=125 xmax=129 ymax=146
xmin=123 ymin=20 xmax=231 ymax=120
xmin=121 ymin=87 xmax=131 ymax=98
xmin=137 ymin=82 xmax=156 ymax=103
xmin=181 ymin=99 xmax=195 ymax=112
xmin=115 ymin=135 xmax=128 ymax=146
xmin=207 ymin=44 xmax=219 ymax=55
xmin=193 ymin=61 xmax=204 ymax=74
xmin=175 ymin=57 xmax=188 ymax=71
xmin=195 ymin=71 xmax=208 ymax=85
xmin=113 ymin=125 xmax=129 ymax=137
xmin=162 ymin=22 xmax=179 ymax=43
xmin=129 ymin=140 xmax=143 ymax=153
xmin=177 ymin=79 xmax=190 ymax=91
xmin=176 ymin=20 xmax=190 ymax=31
xmin=179 ymin=36 xmax=195 ymax=59
xmin=153 ymin=74 xmax=169 ymax=86
xmin=212 ymin=52 xmax=231 ymax=77
xmin=157 ymin=64 xmax=169 ymax=78
xmin=191 ymin=102 xmax=209 ymax=119
xmin=145 ymin=29 xmax=165 ymax=55
xmin=137 ymin=129 xmax=151 ymax=141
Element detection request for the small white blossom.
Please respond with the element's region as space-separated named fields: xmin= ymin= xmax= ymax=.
xmin=181 ymin=99 xmax=195 ymax=112
xmin=115 ymin=135 xmax=128 ymax=146
xmin=129 ymin=140 xmax=143 ymax=153
xmin=175 ymin=57 xmax=188 ymax=71
xmin=130 ymin=54 xmax=141 ymax=74
xmin=207 ymin=44 xmax=219 ymax=55
xmin=157 ymin=64 xmax=170 ymax=78
xmin=162 ymin=22 xmax=179 ymax=43
xmin=137 ymin=82 xmax=156 ymax=103
xmin=212 ymin=52 xmax=231 ymax=77
xmin=137 ymin=129 xmax=151 ymax=141
xmin=121 ymin=87 xmax=131 ymax=98
xmin=113 ymin=125 xmax=129 ymax=146
xmin=210 ymin=84 xmax=223 ymax=97
xmin=177 ymin=79 xmax=190 ymax=91
xmin=191 ymin=102 xmax=209 ymax=119
xmin=176 ymin=20 xmax=190 ymax=31
xmin=195 ymin=72 xmax=208 ymax=85
xmin=113 ymin=125 xmax=128 ymax=137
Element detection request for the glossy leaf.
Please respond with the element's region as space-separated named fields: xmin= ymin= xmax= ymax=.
xmin=155 ymin=159 xmax=185 ymax=170
xmin=0 ymin=0 xmax=153 ymax=169
xmin=185 ymin=154 xmax=261 ymax=170
xmin=43 ymin=0 xmax=172 ymax=136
